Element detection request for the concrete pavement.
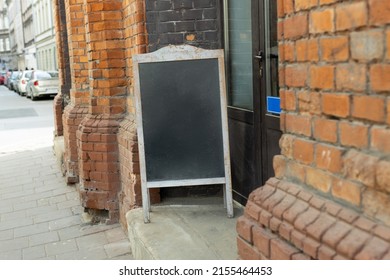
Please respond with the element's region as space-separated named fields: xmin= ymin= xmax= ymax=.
xmin=0 ymin=87 xmax=133 ymax=260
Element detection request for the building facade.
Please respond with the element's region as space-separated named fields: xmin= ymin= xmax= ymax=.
xmin=0 ymin=0 xmax=11 ymax=70
xmin=53 ymin=0 xmax=390 ymax=259
xmin=34 ymin=0 xmax=57 ymax=70
xmin=21 ymin=0 xmax=36 ymax=70
xmin=6 ymin=0 xmax=57 ymax=71
xmin=6 ymin=0 xmax=24 ymax=69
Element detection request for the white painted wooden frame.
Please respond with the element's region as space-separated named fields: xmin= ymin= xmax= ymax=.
xmin=133 ymin=45 xmax=233 ymax=223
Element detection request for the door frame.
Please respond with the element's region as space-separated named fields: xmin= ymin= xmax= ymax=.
xmin=222 ymin=0 xmax=264 ymax=200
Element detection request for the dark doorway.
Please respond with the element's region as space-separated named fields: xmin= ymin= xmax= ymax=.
xmin=225 ymin=0 xmax=281 ymax=205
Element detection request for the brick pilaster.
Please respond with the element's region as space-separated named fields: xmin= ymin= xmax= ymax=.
xmin=62 ymin=0 xmax=90 ymax=184
xmin=77 ymin=0 xmax=127 ymax=223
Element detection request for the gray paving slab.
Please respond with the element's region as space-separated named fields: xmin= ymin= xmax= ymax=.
xmin=76 ymin=232 xmax=109 ymax=250
xmin=29 ymin=231 xmax=59 ymax=247
xmin=0 ymin=249 xmax=22 ymax=260
xmin=14 ymin=223 xmax=50 ymax=238
xmin=45 ymin=239 xmax=78 ymax=256
xmin=23 ymin=245 xmax=46 ymax=260
xmin=0 ymin=229 xmax=13 ymax=241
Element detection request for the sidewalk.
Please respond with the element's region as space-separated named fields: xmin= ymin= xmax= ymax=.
xmin=0 ymin=146 xmax=133 ymax=260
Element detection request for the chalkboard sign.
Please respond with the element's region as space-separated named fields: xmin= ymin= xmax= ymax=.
xmin=133 ymin=45 xmax=233 ymax=223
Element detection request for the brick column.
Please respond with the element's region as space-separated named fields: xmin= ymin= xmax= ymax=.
xmin=77 ymin=0 xmax=127 ymax=223
xmin=52 ymin=0 xmax=71 ymax=138
xmin=237 ymin=0 xmax=390 ymax=260
xmin=62 ymin=0 xmax=90 ymax=184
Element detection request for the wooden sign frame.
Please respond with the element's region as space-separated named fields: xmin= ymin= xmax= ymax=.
xmin=133 ymin=45 xmax=233 ymax=223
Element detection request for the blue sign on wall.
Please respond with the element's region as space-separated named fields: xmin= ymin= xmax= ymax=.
xmin=267 ymin=96 xmax=281 ymax=114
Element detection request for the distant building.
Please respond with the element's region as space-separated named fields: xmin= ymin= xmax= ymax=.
xmin=21 ymin=0 xmax=36 ymax=70
xmin=6 ymin=0 xmax=25 ymax=69
xmin=33 ymin=0 xmax=56 ymax=71
xmin=6 ymin=0 xmax=56 ymax=71
xmin=0 ymin=0 xmax=10 ymax=70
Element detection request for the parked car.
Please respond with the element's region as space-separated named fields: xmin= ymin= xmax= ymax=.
xmin=15 ymin=70 xmax=33 ymax=95
xmin=4 ymin=70 xmax=12 ymax=87
xmin=8 ymin=71 xmax=20 ymax=91
xmin=26 ymin=70 xmax=59 ymax=100
xmin=0 ymin=71 xmax=6 ymax=85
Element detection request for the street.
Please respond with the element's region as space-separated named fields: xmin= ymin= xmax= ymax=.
xmin=0 ymin=86 xmax=133 ymax=260
xmin=0 ymin=86 xmax=54 ymax=153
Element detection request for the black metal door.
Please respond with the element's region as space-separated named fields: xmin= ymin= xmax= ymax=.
xmin=226 ymin=0 xmax=281 ymax=205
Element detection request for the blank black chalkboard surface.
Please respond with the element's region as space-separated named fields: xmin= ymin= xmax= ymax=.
xmin=133 ymin=45 xmax=233 ymax=223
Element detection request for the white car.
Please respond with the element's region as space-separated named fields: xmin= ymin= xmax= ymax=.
xmin=16 ymin=70 xmax=33 ymax=96
xmin=26 ymin=70 xmax=59 ymax=100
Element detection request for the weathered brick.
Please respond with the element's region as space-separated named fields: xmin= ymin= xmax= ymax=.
xmin=363 ymin=189 xmax=390 ymax=227
xmin=337 ymin=229 xmax=371 ymax=259
xmin=355 ymin=237 xmax=390 ymax=260
xmin=310 ymin=65 xmax=334 ymax=90
xmin=374 ymin=225 xmax=390 ymax=242
xmin=369 ymin=0 xmax=390 ymax=25
xmin=322 ymin=92 xmax=351 ymax=118
xmin=279 ymin=222 xmax=294 ymax=241
xmin=297 ymin=91 xmax=321 ymax=115
xmin=336 ymin=1 xmax=367 ymax=31
xmin=296 ymin=38 xmax=319 ymax=62
xmin=283 ymin=0 xmax=294 ymax=15
xmin=269 ymin=217 xmax=282 ymax=232
xmin=322 ymin=221 xmax=352 ymax=248
xmin=272 ymin=194 xmax=296 ymax=219
xmin=306 ymin=167 xmax=333 ymax=193
xmin=316 ymin=144 xmax=343 ymax=173
xmin=237 ymin=237 xmax=261 ymax=260
xmin=295 ymin=0 xmax=317 ymax=11
xmin=236 ymin=216 xmax=254 ymax=243
xmin=306 ymin=213 xmax=337 ymax=240
xmin=318 ymin=245 xmax=336 ymax=260
xmin=376 ymin=160 xmax=390 ymax=193
xmin=283 ymin=13 xmax=308 ymax=39
xmin=270 ymin=238 xmax=299 ymax=260
xmin=320 ymin=36 xmax=349 ymax=62
xmin=252 ymin=227 xmax=276 ymax=258
xmin=244 ymin=200 xmax=262 ymax=221
xmin=287 ymin=161 xmax=306 ymax=183
xmin=352 ymin=95 xmax=385 ymax=123
xmin=351 ymin=29 xmax=384 ymax=62
xmin=310 ymin=8 xmax=335 ymax=34
xmin=285 ymin=64 xmax=309 ymax=88
xmin=370 ymin=64 xmax=390 ymax=93
xmin=283 ymin=200 xmax=310 ymax=224
xmin=290 ymin=230 xmax=305 ymax=250
xmin=339 ymin=121 xmax=369 ymax=149
xmin=332 ymin=178 xmax=362 ymax=206
xmin=291 ymin=253 xmax=311 ymax=260
xmin=284 ymin=90 xmax=296 ymax=111
xmin=294 ymin=207 xmax=320 ymax=232
xmin=343 ymin=150 xmax=379 ymax=187
xmin=285 ymin=114 xmax=312 ymax=137
xmin=338 ymin=208 xmax=359 ymax=223
xmin=302 ymin=237 xmax=320 ymax=259
xmin=279 ymin=134 xmax=295 ymax=159
xmin=336 ymin=63 xmax=366 ymax=92
xmin=371 ymin=126 xmax=390 ymax=153
xmin=313 ymin=118 xmax=338 ymax=143
xmin=354 ymin=217 xmax=377 ymax=232
xmin=293 ymin=138 xmax=315 ymax=165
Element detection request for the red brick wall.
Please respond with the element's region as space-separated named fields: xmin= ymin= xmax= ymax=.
xmin=238 ymin=0 xmax=390 ymax=259
xmin=61 ymin=0 xmax=90 ymax=184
